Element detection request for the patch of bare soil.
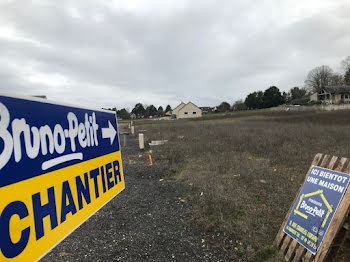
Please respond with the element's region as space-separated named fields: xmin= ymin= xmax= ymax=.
xmin=41 ymin=137 xmax=235 ymax=262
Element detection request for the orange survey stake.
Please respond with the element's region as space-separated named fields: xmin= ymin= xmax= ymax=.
xmin=148 ymin=152 xmax=153 ymax=167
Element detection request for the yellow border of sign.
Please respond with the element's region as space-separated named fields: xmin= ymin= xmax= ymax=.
xmin=0 ymin=151 xmax=125 ymax=262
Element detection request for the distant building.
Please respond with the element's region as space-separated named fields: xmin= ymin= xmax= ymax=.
xmin=172 ymin=102 xmax=202 ymax=119
xmin=310 ymin=85 xmax=350 ymax=104
xmin=199 ymin=107 xmax=213 ymax=114
xmin=172 ymin=102 xmax=186 ymax=116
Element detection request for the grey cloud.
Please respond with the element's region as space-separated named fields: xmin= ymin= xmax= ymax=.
xmin=0 ymin=0 xmax=349 ymax=109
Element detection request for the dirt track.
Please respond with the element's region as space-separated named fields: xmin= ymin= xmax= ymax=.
xmin=41 ymin=135 xmax=234 ymax=262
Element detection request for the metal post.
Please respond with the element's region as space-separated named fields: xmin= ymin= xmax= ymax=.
xmin=123 ymin=133 xmax=129 ymax=147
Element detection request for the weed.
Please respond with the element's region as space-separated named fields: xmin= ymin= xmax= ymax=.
xmin=135 ymin=110 xmax=350 ymax=261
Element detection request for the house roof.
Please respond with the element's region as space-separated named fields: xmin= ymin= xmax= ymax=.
xmin=186 ymin=101 xmax=200 ymax=108
xmin=324 ymin=85 xmax=350 ymax=93
xmin=172 ymin=102 xmax=186 ymax=112
xmin=178 ymin=102 xmax=201 ymax=113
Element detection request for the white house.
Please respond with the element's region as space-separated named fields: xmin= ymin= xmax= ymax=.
xmin=172 ymin=102 xmax=202 ymax=119
xmin=172 ymin=102 xmax=186 ymax=116
xmin=310 ymin=85 xmax=350 ymax=104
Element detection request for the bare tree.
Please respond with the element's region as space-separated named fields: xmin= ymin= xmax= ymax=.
xmin=305 ymin=65 xmax=334 ymax=92
xmin=341 ymin=56 xmax=350 ymax=72
xmin=341 ymin=56 xmax=350 ymax=85
xmin=232 ymin=99 xmax=247 ymax=111
xmin=330 ymin=73 xmax=344 ymax=85
xmin=345 ymin=68 xmax=350 ymax=85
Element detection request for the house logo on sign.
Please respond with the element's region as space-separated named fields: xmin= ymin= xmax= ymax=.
xmin=293 ymin=189 xmax=333 ymax=228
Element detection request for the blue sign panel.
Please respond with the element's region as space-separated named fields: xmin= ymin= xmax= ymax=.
xmin=0 ymin=95 xmax=120 ymax=187
xmin=284 ymin=166 xmax=350 ymax=254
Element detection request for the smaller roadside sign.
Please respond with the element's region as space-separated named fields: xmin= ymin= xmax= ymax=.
xmin=284 ymin=166 xmax=350 ymax=254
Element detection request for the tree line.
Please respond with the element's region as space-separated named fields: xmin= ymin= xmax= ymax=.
xmin=104 ymin=104 xmax=172 ymax=119
xmin=108 ymin=56 xmax=350 ymax=117
xmin=233 ymin=56 xmax=350 ymax=110
xmin=216 ymin=85 xmax=307 ymax=112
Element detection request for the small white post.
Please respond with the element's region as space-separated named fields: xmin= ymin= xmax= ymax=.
xmin=131 ymin=126 xmax=135 ymax=135
xmin=139 ymin=133 xmax=144 ymax=150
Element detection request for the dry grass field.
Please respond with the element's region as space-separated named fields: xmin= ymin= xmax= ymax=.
xmin=133 ymin=110 xmax=350 ymax=261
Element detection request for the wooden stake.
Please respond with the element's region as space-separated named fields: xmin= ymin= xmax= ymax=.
xmin=139 ymin=133 xmax=144 ymax=150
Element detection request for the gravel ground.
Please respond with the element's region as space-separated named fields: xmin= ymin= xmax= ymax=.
xmin=41 ymin=135 xmax=235 ymax=262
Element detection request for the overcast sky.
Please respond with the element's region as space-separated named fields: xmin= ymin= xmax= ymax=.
xmin=0 ymin=0 xmax=349 ymax=110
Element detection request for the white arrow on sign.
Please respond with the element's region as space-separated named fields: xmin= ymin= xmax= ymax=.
xmin=102 ymin=121 xmax=117 ymax=145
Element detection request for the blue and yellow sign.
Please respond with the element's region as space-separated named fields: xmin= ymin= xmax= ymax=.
xmin=284 ymin=166 xmax=350 ymax=254
xmin=0 ymin=94 xmax=125 ymax=261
